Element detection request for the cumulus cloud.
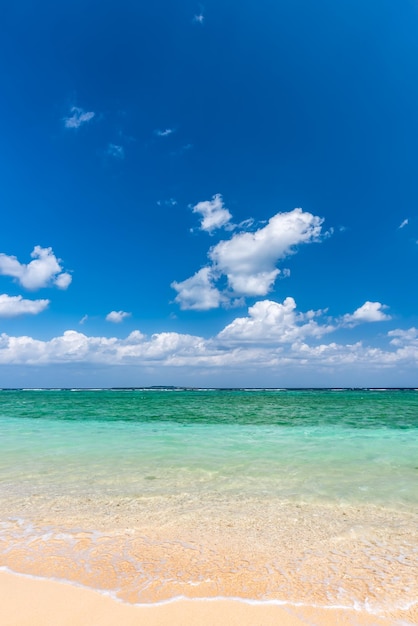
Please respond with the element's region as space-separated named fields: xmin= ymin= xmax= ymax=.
xmin=192 ymin=194 xmax=233 ymax=233
xmin=0 ymin=294 xmax=49 ymax=317
xmin=64 ymin=106 xmax=95 ymax=129
xmin=106 ymin=310 xmax=131 ymax=323
xmin=218 ymin=298 xmax=334 ymax=344
xmin=54 ymin=272 xmax=72 ymax=289
xmin=388 ymin=327 xmax=418 ymax=346
xmin=0 ymin=246 xmax=72 ymax=290
xmin=173 ymin=207 xmax=325 ymax=308
xmin=210 ymin=209 xmax=324 ymax=296
xmin=342 ymin=301 xmax=391 ymax=326
xmin=0 ymin=308 xmax=417 ymax=373
xmin=0 ymin=329 xmax=207 ymax=366
xmin=399 ymin=219 xmax=408 ymax=229
xmin=171 ymin=267 xmax=222 ymax=310
xmin=107 ymin=143 xmax=125 ymax=159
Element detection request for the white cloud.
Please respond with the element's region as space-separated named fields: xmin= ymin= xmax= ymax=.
xmin=193 ymin=14 xmax=204 ymax=23
xmin=0 ymin=329 xmax=207 ymax=366
xmin=171 ymin=267 xmax=222 ymax=310
xmin=106 ymin=310 xmax=131 ymax=323
xmin=388 ymin=327 xmax=418 ymax=346
xmin=64 ymin=106 xmax=95 ymax=129
xmin=79 ymin=315 xmax=88 ymax=325
xmin=218 ymin=298 xmax=334 ymax=344
xmin=399 ymin=219 xmax=408 ymax=229
xmin=0 ymin=308 xmax=417 ymax=373
xmin=173 ymin=207 xmax=325 ymax=309
xmin=209 ymin=208 xmax=324 ymax=296
xmin=54 ymin=272 xmax=72 ymax=289
xmin=0 ymin=246 xmax=72 ymax=291
xmin=155 ymin=128 xmax=174 ymax=137
xmin=342 ymin=301 xmax=391 ymax=326
xmin=0 ymin=294 xmax=49 ymax=317
xmin=238 ymin=218 xmax=255 ymax=230
xmin=192 ymin=194 xmax=233 ymax=233
xmin=107 ymin=143 xmax=125 ymax=159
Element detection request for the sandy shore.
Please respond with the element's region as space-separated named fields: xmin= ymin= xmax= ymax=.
xmin=1 ymin=570 xmax=415 ymax=626
xmin=1 ymin=504 xmax=418 ymax=626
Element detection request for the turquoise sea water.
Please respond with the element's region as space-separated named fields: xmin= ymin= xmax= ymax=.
xmin=0 ymin=388 xmax=417 ymax=613
xmin=1 ymin=388 xmax=417 ymax=506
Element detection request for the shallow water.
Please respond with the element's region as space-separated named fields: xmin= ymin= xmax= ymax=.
xmin=0 ymin=389 xmax=417 ymax=617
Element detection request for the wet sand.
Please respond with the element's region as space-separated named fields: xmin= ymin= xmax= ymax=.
xmin=1 ymin=496 xmax=418 ymax=626
xmin=1 ymin=569 xmax=413 ymax=626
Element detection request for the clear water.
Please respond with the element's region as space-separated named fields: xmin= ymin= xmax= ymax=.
xmin=1 ymin=388 xmax=417 ymax=506
xmin=0 ymin=389 xmax=417 ymax=614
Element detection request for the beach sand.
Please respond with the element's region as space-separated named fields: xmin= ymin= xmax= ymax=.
xmin=1 ymin=569 xmax=413 ymax=626
xmin=1 ymin=499 xmax=418 ymax=625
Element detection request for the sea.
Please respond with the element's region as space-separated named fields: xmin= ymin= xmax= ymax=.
xmin=0 ymin=388 xmax=417 ymax=619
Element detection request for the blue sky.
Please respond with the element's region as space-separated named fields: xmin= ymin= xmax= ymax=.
xmin=1 ymin=0 xmax=418 ymax=387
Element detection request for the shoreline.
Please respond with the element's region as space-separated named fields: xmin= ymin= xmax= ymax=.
xmin=1 ymin=390 xmax=417 ymax=625
xmin=2 ymin=501 xmax=418 ymax=612
xmin=0 ymin=569 xmax=412 ymax=626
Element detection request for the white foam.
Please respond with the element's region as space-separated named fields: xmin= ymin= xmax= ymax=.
xmin=1 ymin=565 xmax=417 ymax=616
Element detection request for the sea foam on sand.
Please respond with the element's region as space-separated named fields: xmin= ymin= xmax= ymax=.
xmin=1 ymin=569 xmax=413 ymax=626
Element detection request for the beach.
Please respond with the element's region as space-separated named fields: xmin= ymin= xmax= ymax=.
xmin=2 ymin=569 xmax=414 ymax=626
xmin=5 ymin=1 xmax=418 ymax=623
xmin=1 ymin=389 xmax=417 ymax=625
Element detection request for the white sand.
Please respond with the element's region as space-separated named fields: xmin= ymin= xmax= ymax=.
xmin=1 ymin=570 xmax=415 ymax=626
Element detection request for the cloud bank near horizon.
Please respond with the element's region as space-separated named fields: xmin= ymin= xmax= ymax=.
xmin=0 ymin=297 xmax=405 ymax=374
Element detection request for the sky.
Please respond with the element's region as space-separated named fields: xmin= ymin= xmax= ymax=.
xmin=1 ymin=0 xmax=418 ymax=387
